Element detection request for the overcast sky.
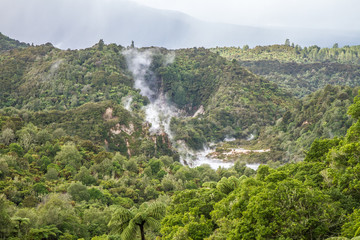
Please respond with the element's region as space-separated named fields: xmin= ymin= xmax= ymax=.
xmin=0 ymin=0 xmax=359 ymax=49
xmin=132 ymin=0 xmax=360 ymax=30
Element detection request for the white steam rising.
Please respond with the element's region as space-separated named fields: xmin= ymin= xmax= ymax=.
xmin=123 ymin=48 xmax=178 ymax=136
xmin=123 ymin=48 xmax=259 ymax=170
xmin=124 ymin=49 xmax=155 ymax=101
xmin=122 ymin=95 xmax=133 ymax=111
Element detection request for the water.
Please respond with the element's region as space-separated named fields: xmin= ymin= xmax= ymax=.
xmin=189 ymin=147 xmax=260 ymax=170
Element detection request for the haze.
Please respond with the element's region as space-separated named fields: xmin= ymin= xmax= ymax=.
xmin=0 ymin=0 xmax=359 ymax=49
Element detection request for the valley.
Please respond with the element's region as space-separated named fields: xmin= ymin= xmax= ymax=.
xmin=1 ymin=33 xmax=360 ymax=239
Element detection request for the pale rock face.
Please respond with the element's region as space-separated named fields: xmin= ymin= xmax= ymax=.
xmin=110 ymin=123 xmax=135 ymax=135
xmin=103 ymin=107 xmax=118 ymax=121
xmin=193 ymin=105 xmax=205 ymax=118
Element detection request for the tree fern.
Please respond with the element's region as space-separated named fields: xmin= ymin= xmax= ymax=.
xmin=108 ymin=200 xmax=166 ymax=240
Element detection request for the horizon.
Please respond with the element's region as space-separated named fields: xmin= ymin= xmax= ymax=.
xmin=0 ymin=0 xmax=359 ymax=49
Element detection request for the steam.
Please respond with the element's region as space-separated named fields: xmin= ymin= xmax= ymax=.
xmin=123 ymin=48 xmax=259 ymax=170
xmin=247 ymin=134 xmax=255 ymax=141
xmin=123 ymin=48 xmax=178 ymax=135
xmin=224 ymin=136 xmax=236 ymax=142
xmin=122 ymin=95 xmax=133 ymax=111
xmin=124 ymin=49 xmax=156 ymax=101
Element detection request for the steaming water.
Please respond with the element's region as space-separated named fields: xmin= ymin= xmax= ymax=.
xmin=123 ymin=48 xmax=260 ymax=171
xmin=224 ymin=136 xmax=236 ymax=142
xmin=185 ymin=147 xmax=260 ymax=170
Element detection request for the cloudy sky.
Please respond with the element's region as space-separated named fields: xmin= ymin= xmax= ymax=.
xmin=132 ymin=0 xmax=360 ymax=30
xmin=0 ymin=0 xmax=359 ymax=49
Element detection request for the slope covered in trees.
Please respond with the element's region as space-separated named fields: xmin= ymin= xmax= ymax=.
xmin=150 ymin=48 xmax=292 ymax=149
xmin=1 ymin=88 xmax=360 ymax=239
xmin=1 ymin=33 xmax=360 ymax=239
xmin=0 ymin=41 xmax=293 ymax=152
xmin=159 ymin=91 xmax=360 ymax=239
xmin=0 ymin=32 xmax=29 ymax=52
xmin=213 ymin=44 xmax=360 ymax=97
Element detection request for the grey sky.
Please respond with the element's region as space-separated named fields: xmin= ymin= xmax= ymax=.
xmin=0 ymin=0 xmax=359 ymax=49
xmin=132 ymin=0 xmax=360 ymax=30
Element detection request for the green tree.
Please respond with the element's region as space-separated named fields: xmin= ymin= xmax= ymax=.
xmin=98 ymin=39 xmax=104 ymax=51
xmin=232 ymin=179 xmax=345 ymax=239
xmin=74 ymin=166 xmax=96 ymax=186
xmin=285 ymin=39 xmax=291 ymax=46
xmin=348 ymin=90 xmax=360 ymax=120
xmin=37 ymin=194 xmax=85 ymax=238
xmin=67 ymin=182 xmax=90 ymax=202
xmin=55 ymin=142 xmax=82 ymax=170
xmin=1 ymin=128 xmax=15 ymax=145
xmin=108 ymin=201 xmax=166 ymax=240
xmin=28 ymin=225 xmax=62 ymax=240
xmin=0 ymin=196 xmax=12 ymax=238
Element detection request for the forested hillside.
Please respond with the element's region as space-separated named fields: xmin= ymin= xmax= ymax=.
xmin=213 ymin=44 xmax=360 ymax=97
xmin=0 ymin=32 xmax=29 ymax=52
xmin=1 ymin=34 xmax=360 ymax=239
xmin=152 ymin=48 xmax=292 ymax=149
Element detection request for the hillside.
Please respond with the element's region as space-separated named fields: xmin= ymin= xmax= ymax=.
xmin=0 ymin=32 xmax=29 ymax=51
xmin=1 ymin=34 xmax=360 ymax=239
xmin=148 ymin=48 xmax=292 ymax=149
xmin=213 ymin=44 xmax=360 ymax=97
xmin=0 ymin=43 xmax=293 ymax=152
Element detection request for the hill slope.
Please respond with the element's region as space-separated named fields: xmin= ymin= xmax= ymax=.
xmin=0 ymin=32 xmax=29 ymax=51
xmin=213 ymin=45 xmax=360 ymax=97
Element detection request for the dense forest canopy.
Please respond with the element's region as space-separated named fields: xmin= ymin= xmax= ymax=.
xmin=212 ymin=44 xmax=360 ymax=98
xmin=1 ymin=34 xmax=360 ymax=239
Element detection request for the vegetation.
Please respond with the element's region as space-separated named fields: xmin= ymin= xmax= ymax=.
xmin=213 ymin=44 xmax=360 ymax=97
xmin=1 ymin=33 xmax=360 ymax=239
xmin=152 ymin=48 xmax=292 ymax=149
xmin=0 ymin=32 xmax=29 ymax=52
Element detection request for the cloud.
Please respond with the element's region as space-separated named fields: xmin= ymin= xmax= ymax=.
xmin=0 ymin=0 xmax=359 ymax=49
xmin=131 ymin=0 xmax=360 ymax=31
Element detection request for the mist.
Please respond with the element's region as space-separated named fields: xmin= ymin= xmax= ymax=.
xmin=1 ymin=0 xmax=359 ymax=49
xmin=123 ymin=48 xmax=179 ymax=136
xmin=123 ymin=48 xmax=240 ymax=169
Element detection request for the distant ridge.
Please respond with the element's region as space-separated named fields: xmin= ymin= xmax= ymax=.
xmin=0 ymin=0 xmax=359 ymax=49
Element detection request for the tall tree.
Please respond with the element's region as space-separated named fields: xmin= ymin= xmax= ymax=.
xmin=285 ymin=39 xmax=291 ymax=46
xmin=108 ymin=201 xmax=166 ymax=240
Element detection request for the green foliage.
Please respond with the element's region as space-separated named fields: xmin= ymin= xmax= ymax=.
xmin=161 ymin=188 xmax=225 ymax=240
xmin=55 ymin=142 xmax=82 ymax=170
xmin=0 ymin=32 xmax=29 ymax=51
xmin=28 ymin=225 xmax=62 ymax=240
xmin=74 ymin=166 xmax=96 ymax=186
xmin=146 ymin=47 xmax=291 ymax=149
xmin=0 ymin=196 xmax=12 ymax=238
xmin=68 ymin=182 xmax=90 ymax=202
xmin=0 ymin=41 xmax=141 ymax=111
xmin=304 ymin=138 xmax=341 ymax=162
xmin=108 ymin=201 xmax=166 ymax=240
xmin=263 ymin=85 xmax=358 ymax=162
xmin=213 ymin=45 xmax=360 ymax=98
xmin=342 ymin=209 xmax=360 ymax=238
xmin=216 ymin=176 xmax=240 ymax=194
xmin=232 ymin=179 xmax=344 ymax=239
xmin=348 ymin=90 xmax=360 ymax=120
xmin=1 ymin=33 xmax=360 ymax=239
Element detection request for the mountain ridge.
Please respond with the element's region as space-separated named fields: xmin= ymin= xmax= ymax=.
xmin=1 ymin=0 xmax=359 ymax=49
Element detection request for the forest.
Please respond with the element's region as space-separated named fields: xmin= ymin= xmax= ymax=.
xmin=1 ymin=33 xmax=360 ymax=239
